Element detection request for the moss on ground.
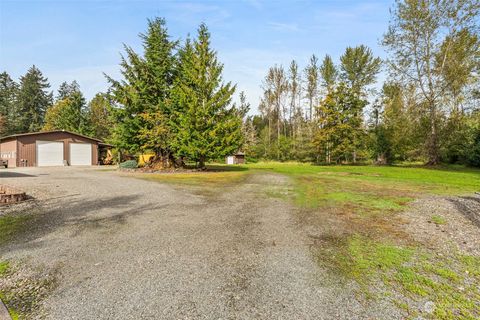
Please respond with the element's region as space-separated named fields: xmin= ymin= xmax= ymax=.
xmin=316 ymin=236 xmax=480 ymax=319
xmin=0 ymin=260 xmax=56 ymax=320
xmin=0 ymin=261 xmax=9 ymax=276
xmin=0 ymin=261 xmax=20 ymax=320
xmin=431 ymin=215 xmax=447 ymax=225
xmin=0 ymin=214 xmax=32 ymax=246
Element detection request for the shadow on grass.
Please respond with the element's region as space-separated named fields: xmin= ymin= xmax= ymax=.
xmin=205 ymin=164 xmax=249 ymax=172
xmin=389 ymin=163 xmax=480 ymax=174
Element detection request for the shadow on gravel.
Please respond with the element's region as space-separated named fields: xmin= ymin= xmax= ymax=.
xmin=0 ymin=172 xmax=36 ymax=178
xmin=3 ymin=194 xmax=167 ymax=248
xmin=449 ymin=196 xmax=480 ymax=228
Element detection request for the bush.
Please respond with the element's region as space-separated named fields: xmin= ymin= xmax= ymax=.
xmin=119 ymin=160 xmax=138 ymax=169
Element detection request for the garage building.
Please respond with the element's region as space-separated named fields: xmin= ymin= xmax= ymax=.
xmin=0 ymin=130 xmax=107 ymax=167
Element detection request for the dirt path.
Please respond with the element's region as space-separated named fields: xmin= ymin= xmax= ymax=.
xmin=1 ymin=167 xmax=400 ymax=319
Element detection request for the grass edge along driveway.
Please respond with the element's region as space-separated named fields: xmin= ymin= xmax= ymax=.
xmin=137 ymin=162 xmax=480 ymax=320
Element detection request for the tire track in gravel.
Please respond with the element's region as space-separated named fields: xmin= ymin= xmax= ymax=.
xmin=1 ymin=167 xmax=402 ymax=319
xmin=205 ymin=172 xmax=402 ymax=319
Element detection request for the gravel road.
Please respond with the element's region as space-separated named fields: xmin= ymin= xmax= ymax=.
xmin=0 ymin=167 xmax=400 ymax=319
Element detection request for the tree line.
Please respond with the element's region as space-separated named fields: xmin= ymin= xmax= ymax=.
xmin=1 ymin=0 xmax=480 ymax=168
xmin=244 ymin=0 xmax=480 ymax=166
xmin=0 ymin=19 xmax=243 ymax=169
xmin=0 ymin=70 xmax=113 ymax=142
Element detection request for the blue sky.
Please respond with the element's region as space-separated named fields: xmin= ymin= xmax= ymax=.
xmin=0 ymin=0 xmax=392 ymax=110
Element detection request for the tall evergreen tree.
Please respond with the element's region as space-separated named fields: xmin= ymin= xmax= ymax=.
xmin=17 ymin=66 xmax=53 ymax=132
xmin=171 ymin=24 xmax=242 ymax=169
xmin=107 ymin=17 xmax=177 ymax=161
xmin=0 ymin=72 xmax=19 ymax=135
xmin=314 ymin=83 xmax=367 ymax=163
xmin=56 ymin=80 xmax=81 ymax=101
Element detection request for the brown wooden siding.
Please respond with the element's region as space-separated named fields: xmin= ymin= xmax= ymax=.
xmin=0 ymin=138 xmax=17 ymax=167
xmin=16 ymin=132 xmax=99 ymax=167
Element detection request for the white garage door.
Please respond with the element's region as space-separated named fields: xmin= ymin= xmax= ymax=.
xmin=37 ymin=141 xmax=64 ymax=167
xmin=70 ymin=143 xmax=92 ymax=166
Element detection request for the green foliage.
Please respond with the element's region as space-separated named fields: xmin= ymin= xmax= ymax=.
xmin=0 ymin=72 xmax=19 ymax=135
xmin=304 ymin=54 xmax=319 ymax=120
xmin=339 ymin=45 xmax=381 ymax=94
xmin=56 ymin=80 xmax=80 ymax=102
xmin=107 ymin=17 xmax=177 ymax=155
xmin=43 ymin=90 xmax=91 ymax=135
xmin=316 ymin=236 xmax=480 ymax=320
xmin=0 ymin=214 xmax=32 ymax=246
xmin=170 ymin=24 xmax=242 ymax=168
xmin=382 ymin=0 xmax=479 ymax=165
xmin=119 ymin=160 xmax=137 ymax=169
xmin=319 ymin=54 xmax=337 ymax=92
xmin=431 ymin=215 xmax=447 ymax=225
xmin=0 ymin=261 xmax=9 ymax=275
xmin=107 ymin=19 xmax=242 ymax=169
xmin=87 ymin=93 xmax=114 ymax=141
xmin=16 ymin=66 xmax=53 ymax=132
xmin=314 ymin=83 xmax=367 ymax=163
xmin=465 ymin=112 xmax=480 ymax=167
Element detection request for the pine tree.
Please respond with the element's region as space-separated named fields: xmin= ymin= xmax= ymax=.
xmin=0 ymin=72 xmax=19 ymax=135
xmin=56 ymin=80 xmax=81 ymax=101
xmin=314 ymin=83 xmax=367 ymax=163
xmin=107 ymin=17 xmax=177 ymax=161
xmin=17 ymin=66 xmax=53 ymax=132
xmin=171 ymin=24 xmax=242 ymax=169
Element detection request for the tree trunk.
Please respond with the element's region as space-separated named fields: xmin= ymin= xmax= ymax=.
xmin=426 ymin=103 xmax=439 ymax=165
xmin=198 ymin=156 xmax=206 ymax=170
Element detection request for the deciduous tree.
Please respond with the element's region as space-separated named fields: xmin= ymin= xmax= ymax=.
xmin=382 ymin=0 xmax=480 ymax=164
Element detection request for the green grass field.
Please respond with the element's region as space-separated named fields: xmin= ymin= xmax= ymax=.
xmin=135 ymin=162 xmax=480 ymax=319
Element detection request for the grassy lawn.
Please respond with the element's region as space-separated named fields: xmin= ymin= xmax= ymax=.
xmin=253 ymin=162 xmax=480 ymax=319
xmin=124 ymin=165 xmax=250 ymax=187
xmin=133 ymin=161 xmax=480 ymax=319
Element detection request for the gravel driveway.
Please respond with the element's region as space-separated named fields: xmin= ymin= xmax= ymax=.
xmin=0 ymin=167 xmax=399 ymax=319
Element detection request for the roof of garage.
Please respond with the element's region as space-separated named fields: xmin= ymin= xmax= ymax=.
xmin=0 ymin=130 xmax=102 ymax=143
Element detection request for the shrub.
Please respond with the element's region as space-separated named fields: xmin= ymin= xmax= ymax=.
xmin=119 ymin=160 xmax=138 ymax=169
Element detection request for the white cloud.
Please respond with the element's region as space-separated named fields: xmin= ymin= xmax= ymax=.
xmin=267 ymin=22 xmax=301 ymax=32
